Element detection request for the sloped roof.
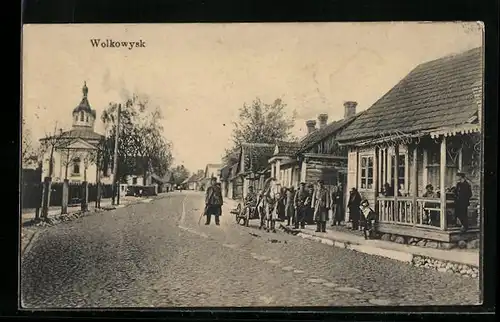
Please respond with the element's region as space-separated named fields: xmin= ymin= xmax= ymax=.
xmin=219 ymin=164 xmax=232 ymax=180
xmin=240 ymin=143 xmax=275 ymax=173
xmin=151 ymin=173 xmax=166 ymax=183
xmin=337 ymin=47 xmax=483 ymax=143
xmin=40 ymin=128 xmax=104 ymax=142
xmin=206 ymin=163 xmax=222 ymax=169
xmin=229 ymin=163 xmax=240 ymax=179
xmin=183 ymin=173 xmax=200 ymax=184
xmin=275 ymin=141 xmax=301 ymax=157
xmin=298 ymin=115 xmax=361 ymax=153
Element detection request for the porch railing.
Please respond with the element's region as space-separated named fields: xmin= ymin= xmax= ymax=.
xmin=377 ymin=196 xmax=479 ymax=230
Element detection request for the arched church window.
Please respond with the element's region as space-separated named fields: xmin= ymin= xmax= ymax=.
xmin=80 ymin=111 xmax=85 ymax=122
xmin=72 ymin=158 xmax=81 ymax=175
xmin=86 ymin=115 xmax=89 ymax=122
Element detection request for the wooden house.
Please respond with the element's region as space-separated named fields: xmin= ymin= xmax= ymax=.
xmin=295 ymin=107 xmax=361 ymax=190
xmin=336 ymin=47 xmax=483 ymax=243
xmin=268 ymin=141 xmax=301 ymax=189
xmin=230 ymin=143 xmax=275 ymax=199
xmin=219 ymin=164 xmax=232 ymax=198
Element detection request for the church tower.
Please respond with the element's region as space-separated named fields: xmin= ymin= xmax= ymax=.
xmin=72 ymin=81 xmax=97 ymax=130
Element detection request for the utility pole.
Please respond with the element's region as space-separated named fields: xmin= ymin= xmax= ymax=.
xmin=112 ymin=103 xmax=121 ymax=205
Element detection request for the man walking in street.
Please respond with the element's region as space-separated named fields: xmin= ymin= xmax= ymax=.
xmin=454 ymin=172 xmax=472 ymax=232
xmin=312 ymin=180 xmax=330 ymax=232
xmin=205 ymin=177 xmax=223 ymax=226
xmin=285 ymin=187 xmax=296 ymax=226
xmin=294 ymin=182 xmax=310 ymax=229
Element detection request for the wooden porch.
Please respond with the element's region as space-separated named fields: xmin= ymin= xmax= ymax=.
xmin=377 ymin=197 xmax=480 ymax=242
xmin=354 ymin=130 xmax=481 ymax=242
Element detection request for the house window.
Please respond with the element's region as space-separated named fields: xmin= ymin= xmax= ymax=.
xmin=80 ymin=111 xmax=85 ymax=121
xmin=132 ymin=177 xmax=138 ymax=184
xmin=72 ymin=158 xmax=81 ymax=175
xmin=360 ymin=156 xmax=374 ymax=189
xmin=391 ymin=154 xmax=406 ymax=191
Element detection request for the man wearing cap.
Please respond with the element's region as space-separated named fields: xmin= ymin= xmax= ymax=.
xmin=285 ymin=187 xmax=296 ymax=226
xmin=204 ymin=177 xmax=223 ymax=225
xmin=360 ymin=199 xmax=377 ymax=239
xmin=293 ymin=182 xmax=310 ymax=229
xmin=454 ymin=172 xmax=472 ymax=232
xmin=312 ymin=180 xmax=331 ymax=232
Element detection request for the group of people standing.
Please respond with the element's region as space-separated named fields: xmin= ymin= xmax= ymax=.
xmin=242 ymin=180 xmax=347 ymax=233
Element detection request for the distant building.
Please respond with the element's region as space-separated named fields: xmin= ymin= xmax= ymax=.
xmin=198 ymin=163 xmax=222 ymax=189
xmin=39 ymin=82 xmax=111 ymax=184
xmin=182 ymin=173 xmax=202 ymax=190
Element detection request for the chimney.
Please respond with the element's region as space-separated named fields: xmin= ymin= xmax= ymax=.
xmin=306 ymin=120 xmax=317 ymax=134
xmin=344 ymin=101 xmax=358 ymax=119
xmin=317 ymin=114 xmax=328 ymax=129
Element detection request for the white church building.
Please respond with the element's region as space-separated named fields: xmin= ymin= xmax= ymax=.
xmin=40 ymin=82 xmax=112 ymax=184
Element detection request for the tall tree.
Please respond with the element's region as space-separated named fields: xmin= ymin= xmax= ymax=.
xmin=39 ymin=123 xmax=65 ymax=178
xmin=223 ymin=98 xmax=297 ymax=163
xmin=21 ymin=118 xmax=39 ymax=168
xmin=170 ymin=165 xmax=190 ymax=185
xmin=101 ymin=93 xmax=173 ymax=182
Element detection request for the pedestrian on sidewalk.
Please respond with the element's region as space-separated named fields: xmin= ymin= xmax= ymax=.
xmin=285 ymin=187 xmax=296 ymax=226
xmin=347 ymin=187 xmax=362 ymax=230
xmin=454 ymin=172 xmax=472 ymax=232
xmin=294 ymin=182 xmax=310 ymax=229
xmin=360 ymin=199 xmax=377 ymax=240
xmin=306 ymin=184 xmax=315 ymax=225
xmin=330 ymin=183 xmax=344 ymax=226
xmin=204 ymin=177 xmax=223 ymax=226
xmin=264 ymin=178 xmax=278 ymax=233
xmin=312 ymin=180 xmax=330 ymax=232
xmin=276 ymin=191 xmax=286 ymax=222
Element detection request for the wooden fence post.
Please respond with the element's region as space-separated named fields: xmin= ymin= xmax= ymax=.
xmin=81 ymin=181 xmax=89 ymax=212
xmin=61 ymin=179 xmax=69 ymax=214
xmin=41 ymin=176 xmax=52 ymax=220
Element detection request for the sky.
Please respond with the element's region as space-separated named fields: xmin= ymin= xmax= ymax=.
xmin=22 ymin=22 xmax=483 ymax=173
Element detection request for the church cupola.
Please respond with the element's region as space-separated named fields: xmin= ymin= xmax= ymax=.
xmin=72 ymin=81 xmax=97 ymax=130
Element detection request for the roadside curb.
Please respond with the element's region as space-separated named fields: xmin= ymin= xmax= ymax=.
xmin=21 ymin=229 xmax=39 ymax=257
xmin=280 ymin=224 xmax=479 ymax=279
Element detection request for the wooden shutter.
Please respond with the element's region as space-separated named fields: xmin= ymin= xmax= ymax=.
xmin=346 ymin=148 xmax=358 ymax=221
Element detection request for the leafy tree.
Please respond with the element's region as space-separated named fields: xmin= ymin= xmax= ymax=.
xmin=21 ymin=118 xmax=40 ymax=168
xmin=39 ymin=123 xmax=66 ymax=178
xmin=170 ymin=165 xmax=190 ymax=185
xmin=222 ymin=98 xmax=297 ymax=164
xmin=101 ymin=94 xmax=173 ymax=182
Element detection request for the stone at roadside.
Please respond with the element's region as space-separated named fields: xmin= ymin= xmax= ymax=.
xmin=425 ymin=241 xmax=438 ymax=248
xmin=467 ymin=239 xmax=480 ymax=249
xmin=416 ymin=239 xmax=427 ymax=247
xmin=394 ymin=236 xmax=406 ymax=244
xmin=438 ymin=242 xmax=455 ymax=250
xmin=380 ymin=234 xmax=391 ymax=241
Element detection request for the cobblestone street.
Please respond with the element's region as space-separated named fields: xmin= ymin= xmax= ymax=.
xmin=20 ymin=191 xmax=480 ymax=308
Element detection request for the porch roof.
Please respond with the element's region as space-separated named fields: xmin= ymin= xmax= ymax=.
xmin=274 ymin=141 xmax=301 ymax=157
xmin=337 ymin=47 xmax=483 ymax=144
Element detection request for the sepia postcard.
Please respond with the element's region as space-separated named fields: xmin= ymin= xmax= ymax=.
xmin=20 ymin=22 xmax=484 ymax=309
